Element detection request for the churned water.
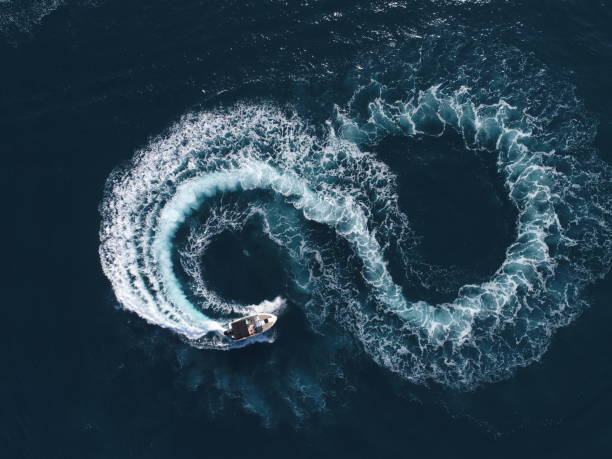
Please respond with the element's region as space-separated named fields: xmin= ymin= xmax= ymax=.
xmin=2 ymin=1 xmax=611 ymax=458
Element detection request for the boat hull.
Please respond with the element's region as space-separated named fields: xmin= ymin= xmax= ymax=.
xmin=224 ymin=313 xmax=277 ymax=341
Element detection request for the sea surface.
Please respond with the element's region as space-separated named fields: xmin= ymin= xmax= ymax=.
xmin=2 ymin=1 xmax=611 ymax=458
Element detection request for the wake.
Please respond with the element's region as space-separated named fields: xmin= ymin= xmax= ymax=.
xmin=100 ymin=87 xmax=611 ymax=387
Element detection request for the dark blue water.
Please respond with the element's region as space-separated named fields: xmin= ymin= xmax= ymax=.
xmin=2 ymin=1 xmax=611 ymax=458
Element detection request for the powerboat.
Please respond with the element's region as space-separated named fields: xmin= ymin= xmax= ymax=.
xmin=223 ymin=313 xmax=277 ymax=341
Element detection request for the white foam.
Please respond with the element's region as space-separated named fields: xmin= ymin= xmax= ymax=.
xmin=100 ymin=95 xmax=611 ymax=385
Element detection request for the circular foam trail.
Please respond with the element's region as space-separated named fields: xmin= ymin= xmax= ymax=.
xmin=100 ymin=90 xmax=611 ymax=386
